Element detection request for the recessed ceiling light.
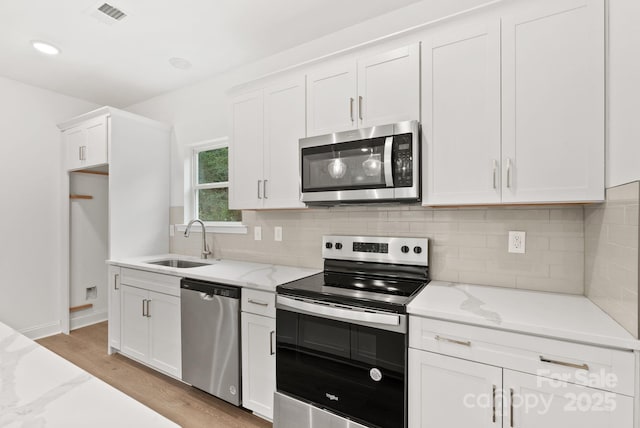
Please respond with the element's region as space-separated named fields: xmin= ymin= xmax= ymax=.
xmin=31 ymin=40 xmax=60 ymax=56
xmin=169 ymin=57 xmax=192 ymax=70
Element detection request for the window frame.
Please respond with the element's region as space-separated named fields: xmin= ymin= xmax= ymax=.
xmin=183 ymin=137 xmax=246 ymax=234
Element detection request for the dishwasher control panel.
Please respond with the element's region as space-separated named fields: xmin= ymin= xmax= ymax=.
xmin=180 ymin=278 xmax=240 ymax=299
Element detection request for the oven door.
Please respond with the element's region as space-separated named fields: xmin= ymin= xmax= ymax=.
xmin=276 ymin=296 xmax=407 ymax=428
xmin=299 ymin=121 xmax=419 ymax=204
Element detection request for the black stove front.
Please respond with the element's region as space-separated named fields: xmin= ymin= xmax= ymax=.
xmin=275 ymin=235 xmax=430 ymax=428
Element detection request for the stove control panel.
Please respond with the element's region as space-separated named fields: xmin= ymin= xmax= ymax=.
xmin=322 ymin=235 xmax=429 ymax=266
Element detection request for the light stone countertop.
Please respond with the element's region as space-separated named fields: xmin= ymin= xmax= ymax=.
xmin=107 ymin=254 xmax=321 ymax=292
xmin=408 ymin=281 xmax=640 ymax=351
xmin=0 ymin=321 xmax=178 ymax=427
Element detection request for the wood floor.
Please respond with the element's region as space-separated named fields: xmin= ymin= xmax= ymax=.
xmin=37 ymin=322 xmax=272 ymax=428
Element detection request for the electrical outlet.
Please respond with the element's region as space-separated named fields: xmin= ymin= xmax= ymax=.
xmin=254 ymin=226 xmax=262 ymax=241
xmin=169 ymin=224 xmax=175 ymax=237
xmin=508 ymin=231 xmax=526 ymax=254
xmin=274 ymin=226 xmax=283 ymax=242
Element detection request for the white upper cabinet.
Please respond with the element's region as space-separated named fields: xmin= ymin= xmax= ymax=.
xmin=501 ymin=0 xmax=605 ymax=203
xmin=229 ymin=89 xmax=264 ymax=210
xmin=423 ymin=16 xmax=502 ymax=205
xmin=306 ymin=43 xmax=420 ymax=136
xmin=263 ymin=77 xmax=306 ymax=209
xmin=307 ymin=63 xmax=357 ymax=136
xmin=64 ymin=115 xmax=108 ymax=171
xmin=358 ymin=44 xmax=420 ymax=128
xmin=423 ymin=0 xmax=604 ymax=205
xmin=230 ymin=77 xmax=306 ymax=210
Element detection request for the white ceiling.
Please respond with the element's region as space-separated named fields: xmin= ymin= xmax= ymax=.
xmin=0 ymin=0 xmax=422 ymax=107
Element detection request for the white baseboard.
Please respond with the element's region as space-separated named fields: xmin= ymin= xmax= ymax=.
xmin=70 ymin=309 xmax=108 ymax=331
xmin=21 ymin=321 xmax=62 ymax=340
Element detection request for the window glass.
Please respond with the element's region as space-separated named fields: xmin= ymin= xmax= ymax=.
xmin=198 ymin=188 xmax=241 ymax=222
xmin=198 ymin=147 xmax=229 ymax=184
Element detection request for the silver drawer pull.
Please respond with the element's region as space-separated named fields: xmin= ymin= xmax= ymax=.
xmin=539 ymin=356 xmax=589 ymax=371
xmin=435 ymin=335 xmax=471 ymax=347
xmin=248 ymin=298 xmax=269 ymax=307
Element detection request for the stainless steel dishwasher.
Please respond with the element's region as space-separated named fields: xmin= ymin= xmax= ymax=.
xmin=180 ymin=278 xmax=241 ymax=405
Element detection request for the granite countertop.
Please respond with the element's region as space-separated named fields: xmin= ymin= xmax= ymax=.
xmin=107 ymin=254 xmax=321 ymax=292
xmin=408 ymin=281 xmax=640 ymax=351
xmin=0 ymin=322 xmax=178 ymax=427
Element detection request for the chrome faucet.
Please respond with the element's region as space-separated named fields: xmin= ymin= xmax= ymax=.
xmin=184 ymin=219 xmax=212 ymax=259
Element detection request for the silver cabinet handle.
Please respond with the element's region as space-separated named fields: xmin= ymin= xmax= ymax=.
xmin=506 ymin=158 xmax=512 ymax=188
xmin=248 ymin=298 xmax=269 ymax=307
xmin=78 ymin=146 xmax=82 ymax=161
xmin=114 ymin=273 xmax=119 ymax=290
xmin=358 ymin=95 xmax=363 ymax=121
xmin=435 ymin=335 xmax=471 ymax=347
xmin=142 ymin=299 xmax=146 ymax=317
xmin=493 ymin=160 xmax=498 ymax=189
xmin=539 ymin=356 xmax=589 ymax=371
xmin=270 ymin=330 xmax=275 ymax=355
xmin=510 ymin=388 xmax=514 ymax=427
xmin=146 ymin=299 xmax=151 ymax=318
xmin=492 ymin=384 xmax=496 ymax=423
xmin=263 ymin=179 xmax=268 ymax=199
xmin=257 ymin=180 xmax=262 ymax=199
xmin=349 ymin=97 xmax=354 ymax=122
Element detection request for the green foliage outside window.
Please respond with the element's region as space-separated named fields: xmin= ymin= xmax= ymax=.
xmin=196 ymin=148 xmax=241 ymax=222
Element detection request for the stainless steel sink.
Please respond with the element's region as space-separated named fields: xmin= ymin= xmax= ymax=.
xmin=146 ymin=259 xmax=211 ymax=268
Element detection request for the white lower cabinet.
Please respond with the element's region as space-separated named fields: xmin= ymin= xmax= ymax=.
xmin=241 ymin=289 xmax=276 ymax=419
xmin=408 ymin=316 xmax=635 ymax=428
xmin=119 ymin=269 xmax=181 ymax=378
xmin=107 ymin=265 xmax=121 ymax=353
xmin=409 ymin=349 xmax=501 ymax=427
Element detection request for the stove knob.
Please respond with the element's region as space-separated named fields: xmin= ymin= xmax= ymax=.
xmin=401 ymin=245 xmax=410 ymax=254
xmin=413 ymin=246 xmax=423 ymax=254
xmin=335 ymin=242 xmax=343 ymax=250
xmin=325 ymin=242 xmax=333 ymax=249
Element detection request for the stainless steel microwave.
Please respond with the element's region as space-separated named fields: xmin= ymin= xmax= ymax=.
xmin=299 ymin=120 xmax=420 ymax=205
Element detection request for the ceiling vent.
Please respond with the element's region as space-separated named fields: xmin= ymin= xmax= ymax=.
xmin=97 ymin=3 xmax=127 ymax=21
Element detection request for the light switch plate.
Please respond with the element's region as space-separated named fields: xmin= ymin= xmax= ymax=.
xmin=508 ymin=231 xmax=526 ymax=254
xmin=274 ymin=226 xmax=282 ymax=242
xmin=254 ymin=226 xmax=262 ymax=241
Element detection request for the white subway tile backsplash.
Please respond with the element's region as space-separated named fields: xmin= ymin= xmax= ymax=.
xmin=171 ymin=204 xmax=587 ymax=295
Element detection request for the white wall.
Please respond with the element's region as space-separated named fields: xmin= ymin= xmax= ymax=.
xmin=0 ymin=76 xmax=97 ymax=337
xmin=607 ymin=0 xmax=640 ymax=187
xmin=126 ymin=0 xmax=494 ymax=206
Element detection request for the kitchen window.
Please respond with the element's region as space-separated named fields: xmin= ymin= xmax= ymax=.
xmin=185 ymin=138 xmax=245 ymax=233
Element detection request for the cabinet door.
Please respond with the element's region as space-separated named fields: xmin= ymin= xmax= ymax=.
xmin=229 ymin=89 xmax=264 ymax=209
xmin=503 ymin=370 xmax=633 ymax=428
xmin=84 ymin=116 xmax=109 ymax=167
xmin=357 ymin=43 xmax=420 ymax=128
xmin=263 ymin=77 xmax=306 ymax=209
xmin=307 ymin=61 xmax=357 ymax=136
xmin=422 ymin=17 xmax=502 ymax=205
xmin=64 ymin=125 xmax=85 ymax=170
xmin=107 ymin=266 xmax=121 ymax=353
xmin=241 ymin=312 xmax=276 ymax=419
xmin=147 ymin=291 xmax=181 ymax=378
xmin=501 ymin=0 xmax=605 ymax=203
xmin=409 ymin=349 xmax=502 ymax=428
xmin=120 ymin=285 xmax=149 ymax=362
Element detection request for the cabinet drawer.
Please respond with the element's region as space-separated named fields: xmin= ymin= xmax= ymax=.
xmin=120 ymin=268 xmax=180 ymax=297
xmin=409 ymin=316 xmax=636 ymax=396
xmin=242 ymin=289 xmax=275 ymax=317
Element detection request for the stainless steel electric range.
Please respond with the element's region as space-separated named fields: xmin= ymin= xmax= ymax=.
xmin=274 ymin=235 xmax=430 ymax=428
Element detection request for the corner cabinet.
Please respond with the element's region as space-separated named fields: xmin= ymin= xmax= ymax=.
xmin=408 ymin=316 xmax=635 ymax=428
xmin=229 ymin=77 xmax=306 ymax=210
xmin=241 ymin=289 xmax=276 ymax=419
xmin=423 ymin=0 xmax=605 ymax=205
xmin=307 ymin=43 xmax=420 ymax=136
xmin=119 ymin=268 xmax=181 ymax=378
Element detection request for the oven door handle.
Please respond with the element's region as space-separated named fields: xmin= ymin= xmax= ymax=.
xmin=277 ymin=296 xmax=400 ymax=326
xmin=383 ymin=136 xmax=394 ymax=187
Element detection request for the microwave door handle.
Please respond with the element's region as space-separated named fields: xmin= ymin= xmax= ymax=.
xmin=383 ymin=136 xmax=394 ymax=187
